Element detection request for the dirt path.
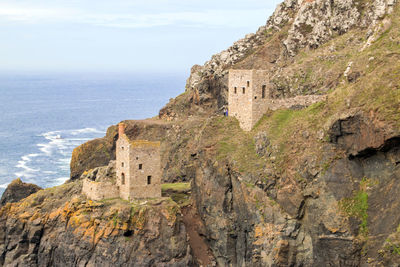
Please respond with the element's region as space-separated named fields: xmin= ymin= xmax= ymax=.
xmin=181 ymin=205 xmax=215 ymax=266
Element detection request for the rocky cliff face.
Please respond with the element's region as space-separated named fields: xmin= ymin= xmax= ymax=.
xmin=187 ymin=114 xmax=400 ymax=266
xmin=0 ymin=181 xmax=192 ymax=266
xmin=2 ymin=0 xmax=400 ymax=266
xmin=0 ymin=178 xmax=42 ymax=207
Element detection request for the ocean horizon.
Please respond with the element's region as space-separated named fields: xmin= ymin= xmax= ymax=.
xmin=0 ymin=72 xmax=186 ymax=195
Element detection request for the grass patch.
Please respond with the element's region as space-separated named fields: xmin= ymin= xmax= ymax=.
xmin=161 ymin=183 xmax=190 ymax=192
xmin=170 ymin=193 xmax=191 ymax=207
xmin=385 ymin=238 xmax=400 ymax=256
xmin=339 ymin=177 xmax=371 ymax=236
xmin=244 ymin=181 xmax=255 ymax=188
xmin=268 ymin=109 xmax=296 ymax=137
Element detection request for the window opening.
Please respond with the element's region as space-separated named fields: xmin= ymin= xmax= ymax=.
xmin=262 ymin=85 xmax=266 ymax=99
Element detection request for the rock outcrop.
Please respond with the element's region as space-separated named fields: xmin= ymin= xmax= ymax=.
xmin=0 ymin=178 xmax=42 ymax=207
xmin=0 ymin=181 xmax=192 ymax=266
xmin=70 ymin=125 xmax=118 ymax=180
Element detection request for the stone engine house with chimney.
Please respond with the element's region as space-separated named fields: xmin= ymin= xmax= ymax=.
xmin=82 ymin=123 xmax=161 ymax=201
xmin=228 ymin=69 xmax=326 ymax=131
xmin=116 ymin=123 xmax=161 ymax=200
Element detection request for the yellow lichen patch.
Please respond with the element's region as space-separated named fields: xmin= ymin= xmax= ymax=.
xmin=84 ymin=225 xmax=97 ymax=240
xmin=103 ymin=223 xmax=116 ymax=238
xmin=29 ymin=211 xmax=41 ymax=222
xmin=48 ymin=207 xmax=62 ymax=220
xmin=73 ymin=221 xmax=91 ymax=237
xmin=160 ymin=205 xmax=178 ymax=226
xmin=18 ymin=211 xmax=32 ymax=220
xmin=254 ymin=225 xmax=264 ymax=238
xmin=253 ymin=223 xmax=285 ymax=246
xmin=121 ymin=222 xmax=129 ymax=231
xmin=129 ymin=139 xmax=161 ymax=148
xmin=131 ymin=208 xmax=147 ymax=231
xmin=94 ymin=227 xmax=106 ymax=245
xmin=68 ymin=215 xmax=86 ymax=227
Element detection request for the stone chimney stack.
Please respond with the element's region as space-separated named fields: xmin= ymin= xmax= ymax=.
xmin=118 ymin=123 xmax=125 ymax=136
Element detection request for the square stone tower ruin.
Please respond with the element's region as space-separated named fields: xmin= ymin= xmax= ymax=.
xmin=228 ymin=69 xmax=270 ymax=131
xmin=116 ymin=123 xmax=161 ymax=201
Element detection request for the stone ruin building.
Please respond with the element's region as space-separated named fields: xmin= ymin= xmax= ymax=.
xmin=82 ymin=123 xmax=161 ymax=201
xmin=228 ymin=69 xmax=326 ymax=131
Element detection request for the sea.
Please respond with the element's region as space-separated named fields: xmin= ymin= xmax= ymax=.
xmin=0 ymin=72 xmax=186 ymax=195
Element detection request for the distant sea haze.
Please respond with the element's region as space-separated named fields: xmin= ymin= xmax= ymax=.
xmin=0 ymin=72 xmax=185 ymax=195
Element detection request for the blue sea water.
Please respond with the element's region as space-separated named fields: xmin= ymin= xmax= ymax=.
xmin=0 ymin=72 xmax=185 ymax=195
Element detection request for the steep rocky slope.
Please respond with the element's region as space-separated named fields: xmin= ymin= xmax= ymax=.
xmin=0 ymin=181 xmax=192 ymax=266
xmin=1 ymin=0 xmax=400 ymax=266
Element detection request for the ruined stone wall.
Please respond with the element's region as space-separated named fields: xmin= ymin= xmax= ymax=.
xmin=128 ymin=141 xmax=162 ymax=200
xmin=228 ymin=70 xmax=254 ymax=131
xmin=128 ymin=185 xmax=162 ymax=199
xmin=116 ymin=135 xmax=131 ymax=201
xmin=82 ymin=179 xmax=119 ymax=201
xmin=265 ymin=95 xmax=327 ymax=111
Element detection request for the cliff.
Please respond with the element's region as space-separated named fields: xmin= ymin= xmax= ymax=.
xmin=1 ymin=0 xmax=400 ymax=266
xmin=0 ymin=180 xmax=192 ymax=266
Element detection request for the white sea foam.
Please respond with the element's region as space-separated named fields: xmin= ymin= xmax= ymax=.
xmin=15 ymin=153 xmax=40 ymax=174
xmin=14 ymin=171 xmax=35 ymax=179
xmin=0 ymin=183 xmax=9 ymax=189
xmin=55 ymin=177 xmax=69 ymax=183
xmin=14 ymin=127 xmax=105 ymax=189
xmin=70 ymin=128 xmax=104 ymax=135
xmin=37 ymin=143 xmax=53 ymax=155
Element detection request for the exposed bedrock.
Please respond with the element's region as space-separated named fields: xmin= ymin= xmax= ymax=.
xmin=188 ymin=113 xmax=400 ymax=266
xmin=0 ymin=182 xmax=192 ymax=266
xmin=0 ymin=178 xmax=42 ymax=208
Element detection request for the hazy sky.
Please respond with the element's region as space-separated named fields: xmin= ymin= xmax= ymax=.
xmin=0 ymin=0 xmax=281 ymax=73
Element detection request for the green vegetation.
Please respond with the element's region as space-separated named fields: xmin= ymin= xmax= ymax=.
xmin=161 ymin=182 xmax=190 ymax=192
xmin=339 ymin=177 xmax=371 ymax=236
xmin=112 ymin=211 xmax=119 ymax=227
xmin=210 ymin=117 xmax=265 ymax=175
xmin=244 ymin=181 xmax=255 ymax=188
xmin=385 ymin=238 xmax=400 ymax=255
xmin=161 ymin=183 xmax=191 ymax=207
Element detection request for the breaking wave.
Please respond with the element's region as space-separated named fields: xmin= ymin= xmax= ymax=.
xmin=14 ymin=127 xmax=105 ymax=189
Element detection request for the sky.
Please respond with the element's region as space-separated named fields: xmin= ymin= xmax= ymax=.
xmin=0 ymin=0 xmax=282 ymax=73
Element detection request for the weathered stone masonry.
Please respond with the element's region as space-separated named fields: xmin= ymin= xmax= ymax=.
xmin=82 ymin=179 xmax=119 ymax=201
xmin=228 ymin=69 xmax=326 ymax=131
xmin=82 ymin=123 xmax=161 ymax=201
xmin=116 ymin=126 xmax=161 ymax=201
